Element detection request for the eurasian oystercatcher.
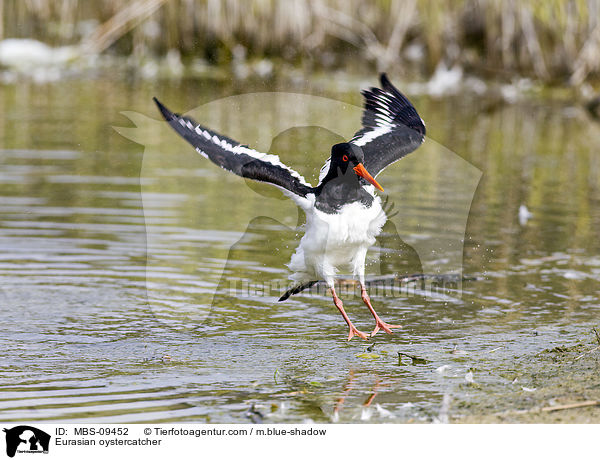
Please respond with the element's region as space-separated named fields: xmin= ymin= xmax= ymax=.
xmin=154 ymin=74 xmax=426 ymax=340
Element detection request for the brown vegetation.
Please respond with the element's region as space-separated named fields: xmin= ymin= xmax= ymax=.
xmin=2 ymin=0 xmax=600 ymax=84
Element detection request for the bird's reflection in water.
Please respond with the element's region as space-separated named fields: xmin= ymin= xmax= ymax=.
xmin=332 ymin=369 xmax=387 ymax=422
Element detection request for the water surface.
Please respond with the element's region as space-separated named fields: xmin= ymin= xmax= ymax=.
xmin=1 ymin=78 xmax=599 ymax=423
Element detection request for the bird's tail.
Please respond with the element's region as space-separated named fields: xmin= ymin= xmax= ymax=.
xmin=278 ymin=280 xmax=319 ymax=301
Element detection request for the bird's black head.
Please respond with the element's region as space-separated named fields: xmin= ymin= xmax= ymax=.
xmin=330 ymin=143 xmax=364 ymax=173
xmin=325 ymin=142 xmax=383 ymax=192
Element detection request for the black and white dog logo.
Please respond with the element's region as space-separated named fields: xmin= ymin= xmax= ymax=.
xmin=3 ymin=426 xmax=50 ymax=457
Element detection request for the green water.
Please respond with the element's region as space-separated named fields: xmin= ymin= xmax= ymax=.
xmin=0 ymin=77 xmax=599 ymax=423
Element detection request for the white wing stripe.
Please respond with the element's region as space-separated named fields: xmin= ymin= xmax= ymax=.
xmin=234 ymin=145 xmax=310 ymax=185
xmin=374 ymin=114 xmax=394 ymax=125
xmin=318 ymin=157 xmax=331 ymax=184
xmin=186 ymin=121 xmax=311 ymax=187
xmin=352 ymin=126 xmax=392 ymax=147
xmin=195 ymin=147 xmax=209 ymax=159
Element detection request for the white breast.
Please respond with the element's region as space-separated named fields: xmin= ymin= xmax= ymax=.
xmin=287 ymin=193 xmax=387 ymax=286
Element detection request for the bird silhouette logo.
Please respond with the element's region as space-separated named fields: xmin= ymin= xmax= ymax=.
xmin=114 ymin=87 xmax=481 ymax=334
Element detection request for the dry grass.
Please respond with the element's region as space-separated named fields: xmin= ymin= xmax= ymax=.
xmin=2 ymin=0 xmax=600 ymax=84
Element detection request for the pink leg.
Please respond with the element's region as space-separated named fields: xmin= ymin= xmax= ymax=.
xmin=361 ymin=287 xmax=402 ymax=337
xmin=330 ymin=287 xmax=369 ymax=341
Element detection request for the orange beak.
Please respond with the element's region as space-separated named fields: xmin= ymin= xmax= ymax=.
xmin=353 ymin=163 xmax=384 ymax=192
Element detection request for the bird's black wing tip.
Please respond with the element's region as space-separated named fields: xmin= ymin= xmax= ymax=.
xmin=153 ymin=97 xmax=176 ymax=121
xmin=376 ymin=73 xmax=426 ymax=135
xmin=379 ymin=73 xmax=403 ymax=96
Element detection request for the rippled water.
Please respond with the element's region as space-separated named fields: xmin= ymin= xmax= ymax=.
xmin=1 ymin=78 xmax=599 ymax=423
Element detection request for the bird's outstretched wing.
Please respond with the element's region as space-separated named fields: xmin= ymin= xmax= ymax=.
xmin=154 ymin=98 xmax=313 ymax=201
xmin=350 ymin=74 xmax=426 ymax=178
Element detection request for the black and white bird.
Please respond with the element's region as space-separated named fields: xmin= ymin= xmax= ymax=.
xmin=154 ymin=74 xmax=426 ymax=340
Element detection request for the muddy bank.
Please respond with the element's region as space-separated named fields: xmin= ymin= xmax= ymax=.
xmin=451 ymin=331 xmax=600 ymax=423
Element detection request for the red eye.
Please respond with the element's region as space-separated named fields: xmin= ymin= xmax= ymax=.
xmin=342 ymin=155 xmax=348 ymax=162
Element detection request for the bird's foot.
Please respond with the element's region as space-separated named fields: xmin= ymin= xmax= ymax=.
xmin=371 ymin=319 xmax=402 ymax=337
xmin=347 ymin=325 xmax=369 ymax=341
xmin=330 ymin=287 xmax=369 ymax=341
xmin=359 ymin=289 xmax=402 ymax=337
